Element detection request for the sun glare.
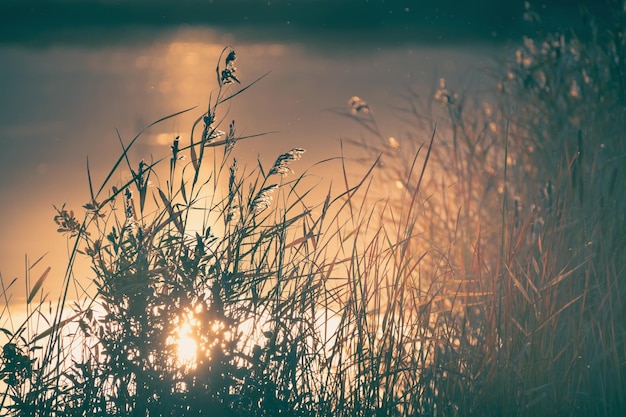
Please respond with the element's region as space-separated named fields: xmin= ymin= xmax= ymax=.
xmin=175 ymin=322 xmax=197 ymax=368
xmin=171 ymin=310 xmax=200 ymax=369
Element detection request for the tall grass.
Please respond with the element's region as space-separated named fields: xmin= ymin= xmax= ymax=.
xmin=1 ymin=3 xmax=625 ymax=416
xmin=338 ymin=2 xmax=626 ymax=415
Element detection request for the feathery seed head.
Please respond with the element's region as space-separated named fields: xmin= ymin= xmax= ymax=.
xmin=251 ymin=184 xmax=279 ymax=214
xmin=348 ymin=96 xmax=370 ymax=114
xmin=268 ymin=148 xmax=305 ymax=177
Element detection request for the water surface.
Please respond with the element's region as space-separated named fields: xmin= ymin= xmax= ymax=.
xmin=0 ymin=23 xmax=500 ymax=303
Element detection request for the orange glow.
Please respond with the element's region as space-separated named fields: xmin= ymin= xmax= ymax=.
xmin=174 ymin=321 xmax=198 ymax=369
xmin=170 ymin=307 xmax=201 ymax=369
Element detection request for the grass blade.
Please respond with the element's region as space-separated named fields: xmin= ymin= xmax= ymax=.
xmin=27 ymin=266 xmax=50 ymax=304
xmin=158 ymin=188 xmax=184 ymax=235
xmin=96 ymin=106 xmax=196 ymax=198
xmin=32 ymin=311 xmax=82 ymax=344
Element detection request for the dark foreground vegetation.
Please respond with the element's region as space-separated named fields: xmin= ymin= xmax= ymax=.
xmin=2 ymin=2 xmax=625 ymax=416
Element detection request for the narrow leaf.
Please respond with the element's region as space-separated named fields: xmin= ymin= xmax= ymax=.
xmin=217 ymin=71 xmax=271 ymax=105
xmin=190 ymin=140 xmax=199 ymax=173
xmin=96 ymin=106 xmax=196 ymax=198
xmin=32 ymin=311 xmax=82 ymax=343
xmin=86 ymin=156 xmax=96 ymax=204
xmin=158 ymin=188 xmax=184 ymax=235
xmin=505 ymin=263 xmax=533 ymax=307
xmin=28 ymin=253 xmax=47 ymax=271
xmin=180 ymin=178 xmax=188 ymax=204
xmin=203 ymin=131 xmax=273 ymax=149
xmin=27 ymin=266 xmax=51 ymax=304
xmin=285 ymin=232 xmax=319 ymax=249
xmin=536 ymin=295 xmax=583 ymax=331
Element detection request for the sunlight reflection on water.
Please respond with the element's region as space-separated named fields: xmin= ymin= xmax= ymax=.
xmin=0 ymin=26 xmax=498 ymax=314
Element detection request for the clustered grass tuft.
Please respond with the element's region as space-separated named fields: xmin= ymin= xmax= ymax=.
xmin=2 ymin=3 xmax=626 ymax=416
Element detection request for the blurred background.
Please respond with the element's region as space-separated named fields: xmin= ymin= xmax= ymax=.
xmin=0 ymin=0 xmax=601 ymax=303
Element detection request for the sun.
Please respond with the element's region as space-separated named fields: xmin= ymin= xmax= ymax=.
xmin=175 ymin=322 xmax=198 ymax=368
xmin=170 ymin=309 xmax=201 ymax=369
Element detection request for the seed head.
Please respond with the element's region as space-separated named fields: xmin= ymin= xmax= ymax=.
xmin=53 ymin=204 xmax=82 ymax=236
xmin=268 ymin=148 xmax=305 ymax=176
xmin=348 ymin=96 xmax=370 ymax=114
xmin=251 ymin=184 xmax=279 ymax=214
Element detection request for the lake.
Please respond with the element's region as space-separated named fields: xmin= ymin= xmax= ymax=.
xmin=0 ymin=6 xmax=522 ymax=306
